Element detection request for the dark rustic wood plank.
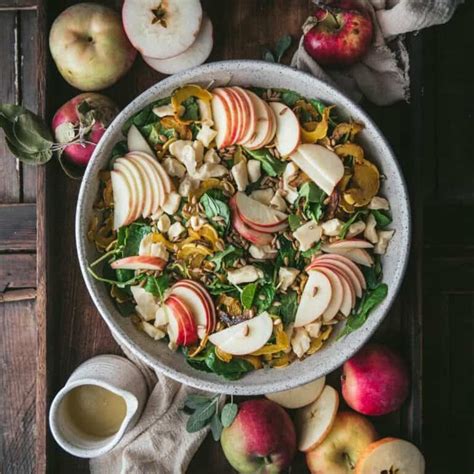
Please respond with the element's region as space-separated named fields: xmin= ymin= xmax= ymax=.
xmin=0 ymin=253 xmax=36 ymax=290
xmin=0 ymin=11 xmax=21 ymax=203
xmin=0 ymin=299 xmax=37 ymax=474
xmin=0 ymin=0 xmax=37 ymax=9
xmin=0 ymin=203 xmax=36 ymax=251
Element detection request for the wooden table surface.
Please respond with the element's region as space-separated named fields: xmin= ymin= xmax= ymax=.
xmin=0 ymin=1 xmax=473 ymax=473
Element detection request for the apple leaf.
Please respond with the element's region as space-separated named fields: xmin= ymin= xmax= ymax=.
xmin=221 ymin=403 xmax=238 ymax=428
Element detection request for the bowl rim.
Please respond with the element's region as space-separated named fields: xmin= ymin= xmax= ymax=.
xmin=75 ymin=60 xmax=411 ymax=395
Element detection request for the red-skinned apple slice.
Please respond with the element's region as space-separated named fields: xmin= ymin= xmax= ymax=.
xmin=296 ymin=385 xmax=340 ymax=452
xmin=269 ymin=102 xmax=301 ymax=156
xmin=234 ymin=87 xmax=257 ymax=144
xmin=111 ymin=170 xmax=133 ymax=229
xmin=321 ymin=244 xmax=374 ymax=267
xmin=211 ymin=92 xmax=232 ymax=148
xmin=294 ymin=270 xmax=333 ymax=327
xmin=243 ymin=91 xmax=271 ymax=150
xmin=122 ymin=0 xmax=202 ymax=59
xmin=142 ymin=15 xmax=213 ymax=74
xmin=174 ymin=280 xmax=216 ymax=332
xmin=325 ymin=239 xmax=374 ymax=250
xmin=115 ymin=157 xmax=146 ymax=222
xmin=244 ymin=219 xmax=289 ymax=234
xmin=127 ymin=155 xmax=160 ymax=216
xmin=124 ymin=155 xmax=154 ymax=219
xmin=113 ymin=162 xmax=140 ymax=223
xmin=230 ymin=196 xmax=274 ymax=246
xmin=261 ymin=101 xmax=277 ymax=147
xmin=111 ymin=255 xmax=167 ymax=271
xmin=132 ymin=151 xmax=172 ymax=194
xmin=208 ymin=312 xmax=273 ymax=355
xmin=213 ymin=88 xmax=239 ymax=146
xmin=127 ymin=124 xmax=154 ymax=156
xmin=314 ymin=266 xmax=344 ymax=321
xmin=235 ymin=192 xmax=288 ymax=228
xmin=310 ymin=254 xmax=366 ymax=295
xmin=165 ymin=294 xmax=198 ymax=346
xmin=225 ymin=87 xmax=247 ymax=144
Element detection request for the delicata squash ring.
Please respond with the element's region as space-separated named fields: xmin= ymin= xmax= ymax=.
xmin=76 ymin=62 xmax=410 ymax=394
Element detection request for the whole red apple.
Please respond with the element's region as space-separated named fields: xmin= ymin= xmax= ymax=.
xmin=52 ymin=93 xmax=119 ymax=167
xmin=303 ymin=3 xmax=373 ymax=66
xmin=342 ymin=343 xmax=409 ymax=416
xmin=221 ymin=399 xmax=296 ymax=473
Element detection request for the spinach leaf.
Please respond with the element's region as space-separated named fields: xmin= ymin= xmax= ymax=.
xmin=110 ymin=140 xmax=128 ymax=161
xmin=209 ymin=245 xmax=243 ymax=271
xmin=144 ymin=274 xmax=170 ymax=300
xmin=278 ymin=89 xmax=303 ymax=107
xmin=181 ymin=96 xmax=200 ymax=121
xmin=141 ymin=121 xmax=177 ymax=146
xmin=207 ymin=278 xmax=240 ymax=298
xmin=298 ymin=182 xmax=326 ymax=222
xmin=199 ymin=190 xmax=230 ymax=236
xmin=361 ymin=255 xmax=383 ymax=290
xmin=288 ymin=214 xmax=302 ymax=231
xmin=254 ymin=283 xmax=276 ymax=313
xmin=122 ymin=97 xmax=171 ymax=133
xmin=120 ymin=223 xmax=152 ymax=257
xmin=243 ymin=147 xmax=286 ymax=177
xmin=276 ymin=235 xmax=300 ymax=269
xmin=272 ymin=290 xmax=298 ymax=325
xmin=372 ymin=209 xmax=392 ymax=228
xmin=301 ymin=241 xmax=322 ymax=259
xmin=339 ymin=210 xmax=368 ymax=239
xmin=115 ymin=300 xmax=136 ymax=317
xmin=241 ymin=283 xmax=258 ymax=309
xmin=338 ymin=283 xmax=388 ymax=339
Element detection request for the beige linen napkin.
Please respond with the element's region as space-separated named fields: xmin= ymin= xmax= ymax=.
xmin=90 ymin=342 xmax=214 ymax=474
xmin=292 ymin=0 xmax=463 ymax=105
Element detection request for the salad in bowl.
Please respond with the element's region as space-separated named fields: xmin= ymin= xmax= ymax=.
xmin=87 ymin=80 xmax=396 ymax=382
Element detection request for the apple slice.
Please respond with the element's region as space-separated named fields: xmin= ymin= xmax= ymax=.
xmin=142 ymin=15 xmax=213 ymax=74
xmin=127 ymin=155 xmax=160 ymax=216
xmin=113 ymin=162 xmax=140 ymax=223
xmin=174 ymin=280 xmax=216 ymax=332
xmin=262 ymin=101 xmax=277 ymax=146
xmin=242 ymin=91 xmax=271 ymax=150
xmin=211 ymin=92 xmax=232 ymax=149
xmin=111 ymin=170 xmax=133 ymax=229
xmin=269 ymin=102 xmax=301 ymax=156
xmin=165 ymin=294 xmax=198 ymax=346
xmin=326 ymin=239 xmax=374 ymax=250
xmin=235 ymin=192 xmax=288 ymax=228
xmin=213 ymin=88 xmax=239 ymax=146
xmin=294 ymin=270 xmax=333 ymax=327
xmin=233 ymin=87 xmax=256 ymax=145
xmin=170 ymin=283 xmax=210 ymax=338
xmin=290 ymin=144 xmax=344 ymax=195
xmin=135 ymin=151 xmax=173 ymax=194
xmin=315 ymin=266 xmax=344 ymax=322
xmin=122 ymin=0 xmax=202 ymax=59
xmin=244 ymin=219 xmax=289 ymax=234
xmin=321 ymin=244 xmax=374 ymax=267
xmin=230 ymin=196 xmax=274 ymax=246
xmin=296 ymin=385 xmax=339 ymax=452
xmin=265 ymin=376 xmax=326 ymax=409
xmin=225 ymin=87 xmax=246 ymax=144
xmin=355 ymin=438 xmax=425 ymax=474
xmin=320 ymin=264 xmax=354 ymax=314
xmin=127 ymin=124 xmax=154 ymax=156
xmin=310 ymin=254 xmax=366 ymax=294
xmin=111 ymin=255 xmax=167 ymax=271
xmin=208 ymin=312 xmax=273 ymax=355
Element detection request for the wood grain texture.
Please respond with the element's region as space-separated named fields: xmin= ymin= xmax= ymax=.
xmin=0 ymin=253 xmax=36 ymax=290
xmin=0 ymin=203 xmax=36 ymax=251
xmin=0 ymin=0 xmax=37 ymax=9
xmin=0 ymin=300 xmax=37 ymax=474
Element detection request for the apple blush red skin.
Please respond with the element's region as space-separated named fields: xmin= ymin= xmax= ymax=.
xmin=342 ymin=344 xmax=409 ymax=416
xmin=221 ymin=399 xmax=296 ymax=474
xmin=52 ymin=93 xmax=119 ymax=167
xmin=303 ymin=5 xmax=373 ymax=67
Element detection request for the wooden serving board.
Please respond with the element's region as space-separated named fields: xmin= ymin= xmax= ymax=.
xmin=4 ymin=0 xmax=427 ymax=472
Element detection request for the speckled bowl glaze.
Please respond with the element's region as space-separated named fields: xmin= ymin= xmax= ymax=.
xmin=76 ymin=61 xmax=410 ymax=395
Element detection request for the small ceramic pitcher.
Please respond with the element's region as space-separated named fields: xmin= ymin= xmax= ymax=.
xmin=49 ymin=354 xmax=148 ymax=458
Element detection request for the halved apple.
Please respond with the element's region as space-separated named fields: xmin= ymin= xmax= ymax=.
xmin=294 ymin=270 xmax=333 ymax=327
xmin=242 ymin=91 xmax=271 ymax=150
xmin=355 ymin=438 xmax=425 ymax=474
xmin=290 ymin=144 xmax=344 ymax=196
xmin=213 ymin=88 xmax=239 ymax=146
xmin=208 ymin=312 xmax=273 ymax=355
xmin=229 ymin=195 xmax=274 ymax=246
xmin=325 ymin=239 xmax=374 ymax=250
xmin=315 ymin=266 xmax=344 ymax=322
xmin=127 ymin=154 xmax=160 ymax=216
xmin=321 ymin=244 xmax=374 ymax=267
xmin=235 ymin=192 xmax=288 ymax=228
xmin=269 ymin=102 xmax=301 ymax=156
xmin=311 ymin=254 xmax=366 ymax=295
xmin=127 ymin=124 xmax=154 ymax=156
xmin=111 ymin=170 xmax=134 ymax=229
xmin=113 ymin=161 xmax=140 ymax=223
xmin=165 ymin=294 xmax=198 ymax=346
xmin=233 ymin=87 xmax=256 ymax=145
xmin=265 ymin=376 xmax=326 ymax=409
xmin=111 ymin=255 xmax=167 ymax=271
xmin=296 ymin=385 xmax=339 ymax=452
xmin=211 ymin=92 xmax=232 ymax=148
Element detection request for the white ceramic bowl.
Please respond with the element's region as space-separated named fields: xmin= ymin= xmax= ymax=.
xmin=76 ymin=61 xmax=410 ymax=395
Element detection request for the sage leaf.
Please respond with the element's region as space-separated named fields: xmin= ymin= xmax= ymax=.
xmin=221 ymin=403 xmax=238 ymax=428
xmin=210 ymin=412 xmax=223 ymax=441
xmin=263 ymin=49 xmax=275 ymax=63
xmin=274 ymin=35 xmax=292 ymax=62
xmin=186 ymin=399 xmax=217 ymax=432
xmin=184 ymin=394 xmax=213 ymax=410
